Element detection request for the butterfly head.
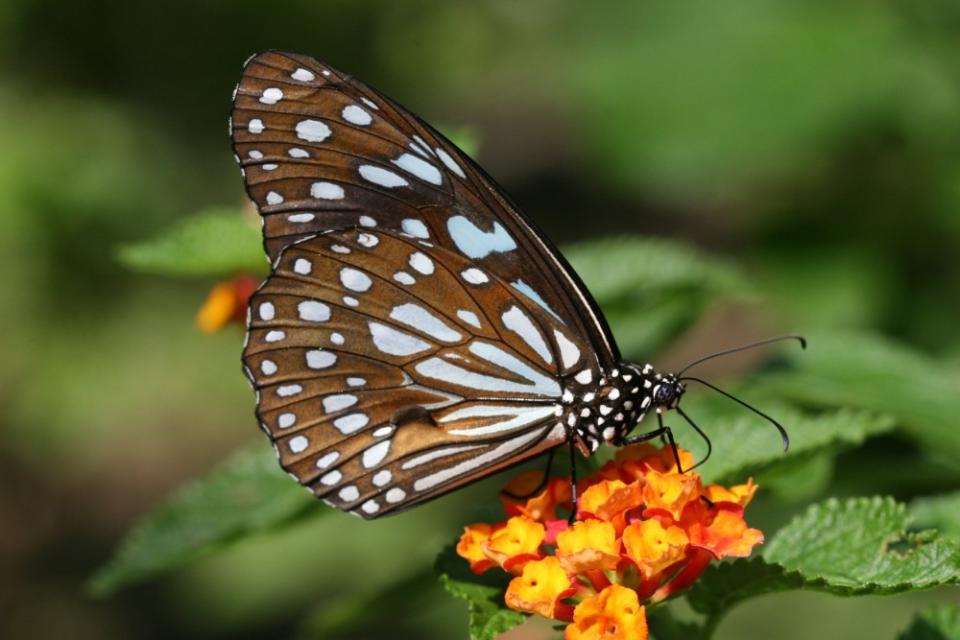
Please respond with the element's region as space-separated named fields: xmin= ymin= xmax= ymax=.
xmin=652 ymin=373 xmax=686 ymax=413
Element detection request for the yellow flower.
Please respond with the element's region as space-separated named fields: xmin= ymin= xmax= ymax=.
xmin=505 ymin=556 xmax=576 ymax=620
xmin=501 ymin=473 xmax=572 ymax=522
xmin=642 ymin=470 xmax=701 ymax=520
xmin=455 ymin=522 xmax=499 ymax=574
xmin=681 ymin=501 xmax=764 ymax=559
xmin=622 ymin=519 xmax=689 ymax=578
xmin=578 ymin=480 xmax=644 ymax=531
xmin=482 ymin=516 xmax=545 ymax=573
xmin=556 ymin=519 xmax=621 ymax=573
xmin=705 ymin=478 xmax=758 ymax=507
xmin=565 ymin=584 xmax=648 ymax=640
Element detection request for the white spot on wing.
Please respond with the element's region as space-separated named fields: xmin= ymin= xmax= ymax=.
xmin=276 ymin=384 xmax=302 ymax=397
xmin=340 ymin=267 xmax=372 ymax=292
xmin=393 ymin=271 xmax=415 ymax=285
xmin=448 ymin=216 xmax=517 ymax=259
xmin=408 ymin=252 xmax=434 ymax=275
xmin=291 ymin=68 xmax=315 ymax=82
xmin=323 ymin=394 xmax=358 ymax=413
xmin=311 ymin=182 xmax=345 ymax=200
xmin=289 ymin=147 xmax=310 ymax=158
xmin=361 ymin=499 xmax=380 ymax=514
xmin=362 ymin=440 xmax=391 ymax=468
xmin=392 ymin=153 xmax=442 ymax=185
xmin=266 ymin=191 xmax=284 ymax=205
xmin=306 ymin=349 xmax=337 ymax=369
xmin=260 ymin=360 xmax=277 ymax=376
xmin=316 ymin=451 xmax=340 ymax=469
xmin=265 ymin=330 xmax=285 ymax=342
xmin=294 ymin=258 xmax=312 ymax=275
xmin=248 ymin=118 xmax=264 ymax=133
xmin=401 ymin=218 xmax=430 ymax=238
xmin=298 ymin=300 xmax=330 ymax=322
xmin=369 ymin=322 xmax=432 ymax=356
xmin=389 ymin=303 xmax=462 ymax=342
xmin=278 ymin=412 xmax=296 ymax=429
xmin=296 ymin=119 xmax=332 ymax=142
xmin=258 ymin=302 xmax=275 ymax=320
xmin=288 ymin=213 xmax=315 ymax=223
xmin=260 ymin=87 xmax=283 ymax=104
xmin=502 ymin=305 xmax=553 ymax=365
xmin=347 ymin=377 xmax=367 ymax=387
xmin=320 ymin=469 xmax=342 ymax=485
xmin=359 ymin=165 xmax=408 ymax=188
xmin=435 ymin=147 xmax=466 ymax=178
xmin=373 ymin=470 xmax=392 ymax=486
xmin=288 ymin=435 xmax=308 ymax=453
xmin=359 ymin=215 xmax=377 ymax=227
xmin=334 ymin=413 xmax=369 ymax=434
xmin=339 ymin=485 xmax=360 ymax=502
xmin=456 ymin=309 xmax=481 ymax=329
xmin=342 ymin=104 xmax=373 ymax=125
xmin=554 ymin=330 xmax=581 ymax=370
xmin=460 ymin=268 xmax=489 ymax=284
xmin=386 ymin=488 xmax=407 ymax=503
xmin=361 ymin=97 xmax=379 ymax=110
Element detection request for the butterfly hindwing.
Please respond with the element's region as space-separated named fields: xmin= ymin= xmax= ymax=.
xmin=231 ymin=50 xmax=620 ymax=371
xmin=243 ymin=227 xmax=593 ymax=517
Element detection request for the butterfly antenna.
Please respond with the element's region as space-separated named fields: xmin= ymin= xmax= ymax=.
xmin=675 ymin=406 xmax=712 ymax=471
xmin=679 ymin=376 xmax=790 ymax=451
xmin=676 ymin=334 xmax=806 ymax=377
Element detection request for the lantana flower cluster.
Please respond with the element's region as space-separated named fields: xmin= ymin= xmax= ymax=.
xmin=456 ymin=444 xmax=763 ymax=639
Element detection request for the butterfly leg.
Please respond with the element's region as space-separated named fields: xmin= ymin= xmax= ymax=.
xmin=621 ymin=414 xmax=685 ymax=473
xmin=500 ymin=449 xmax=556 ymax=500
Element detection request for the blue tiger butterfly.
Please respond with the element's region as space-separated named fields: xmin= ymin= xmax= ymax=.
xmin=230 ymin=51 xmax=799 ymax=518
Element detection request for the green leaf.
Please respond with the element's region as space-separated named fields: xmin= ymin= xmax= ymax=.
xmin=687 ymin=497 xmax=960 ymax=638
xmin=897 ymin=605 xmax=960 ymax=640
xmin=566 ymin=236 xmax=750 ymax=356
xmin=911 ymin=492 xmax=960 ymax=539
xmin=116 ymin=208 xmax=266 ymax=277
xmin=691 ymin=407 xmax=894 ymax=486
xmin=755 ymin=331 xmax=960 ymax=463
xmin=764 ymin=496 xmax=960 ymax=592
xmin=89 ymin=446 xmax=316 ymax=596
xmin=434 ymin=544 xmax=526 ymax=640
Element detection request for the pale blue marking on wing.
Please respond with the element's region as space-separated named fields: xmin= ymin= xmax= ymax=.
xmin=447 ymin=215 xmax=517 ymax=259
xmin=511 ymin=279 xmax=564 ymax=323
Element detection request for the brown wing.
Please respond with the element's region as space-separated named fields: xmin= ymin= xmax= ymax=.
xmin=243 ymin=227 xmax=596 ymax=517
xmin=230 ymin=50 xmax=620 ymax=370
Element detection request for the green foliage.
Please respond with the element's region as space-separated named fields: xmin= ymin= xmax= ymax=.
xmin=897 ymin=605 xmax=960 ymax=640
xmin=756 ymin=331 xmax=960 ymax=463
xmin=89 ymin=446 xmax=315 ymax=596
xmin=567 ymin=237 xmax=750 ymax=357
xmin=687 ymin=497 xmax=960 ymax=638
xmin=911 ymin=492 xmax=960 ymax=539
xmin=116 ymin=208 xmax=266 ymax=277
xmin=692 ymin=407 xmax=894 ymax=486
xmin=435 ymin=545 xmax=527 ymax=640
xmin=764 ymin=497 xmax=960 ymax=592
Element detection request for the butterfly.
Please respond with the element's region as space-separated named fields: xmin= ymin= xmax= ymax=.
xmin=230 ymin=51 xmax=799 ymax=519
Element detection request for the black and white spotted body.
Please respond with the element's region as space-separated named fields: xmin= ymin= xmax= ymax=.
xmin=564 ymin=363 xmax=686 ymax=453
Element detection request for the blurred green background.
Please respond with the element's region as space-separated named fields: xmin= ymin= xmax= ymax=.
xmin=2 ymin=1 xmax=959 ymax=638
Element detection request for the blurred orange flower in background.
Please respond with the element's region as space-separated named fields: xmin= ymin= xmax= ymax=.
xmin=456 ymin=444 xmax=764 ymax=639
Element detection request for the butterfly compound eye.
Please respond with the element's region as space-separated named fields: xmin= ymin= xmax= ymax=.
xmin=654 ymin=384 xmax=674 ymax=405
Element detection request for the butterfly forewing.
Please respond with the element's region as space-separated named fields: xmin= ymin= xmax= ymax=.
xmin=243 ymin=227 xmax=593 ymax=517
xmin=231 ymin=50 xmax=620 ymax=371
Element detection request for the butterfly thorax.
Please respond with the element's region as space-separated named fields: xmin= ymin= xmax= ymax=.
xmin=564 ymin=363 xmax=685 ymax=454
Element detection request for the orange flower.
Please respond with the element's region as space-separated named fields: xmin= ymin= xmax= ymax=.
xmin=557 ymin=520 xmax=621 ymax=573
xmin=196 ymin=275 xmax=258 ymax=333
xmin=704 ymin=478 xmax=758 ymax=507
xmin=501 ymin=473 xmax=572 ymax=522
xmin=456 ymin=522 xmax=499 ymax=574
xmin=565 ymin=584 xmax=648 ymax=640
xmin=681 ymin=501 xmax=764 ymax=559
xmin=622 ymin=519 xmax=689 ymax=578
xmin=615 ymin=443 xmax=696 ymax=478
xmin=482 ymin=516 xmax=545 ymax=573
xmin=578 ymin=480 xmax=644 ymax=530
xmin=505 ymin=556 xmax=577 ymax=620
xmin=642 ymin=470 xmax=701 ymax=520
